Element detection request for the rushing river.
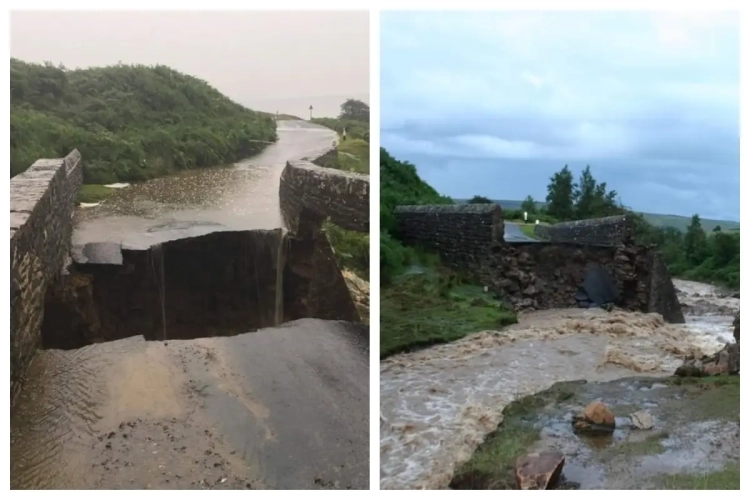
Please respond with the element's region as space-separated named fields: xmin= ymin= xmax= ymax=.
xmin=73 ymin=120 xmax=336 ymax=248
xmin=379 ymin=280 xmax=738 ymax=489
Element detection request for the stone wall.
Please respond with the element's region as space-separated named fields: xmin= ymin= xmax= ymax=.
xmin=487 ymin=242 xmax=683 ymax=322
xmin=10 ymin=150 xmax=83 ymax=403
xmin=392 ymin=204 xmax=684 ymax=323
xmin=279 ymin=160 xmax=369 ymax=235
xmin=533 ymin=214 xmax=635 ymax=246
xmin=43 ymin=229 xmax=360 ymax=349
xmin=278 ymin=158 xmax=369 ymax=324
xmin=393 ymin=204 xmax=504 ymax=282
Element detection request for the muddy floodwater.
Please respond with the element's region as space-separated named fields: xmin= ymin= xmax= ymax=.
xmin=73 ymin=120 xmax=336 ymax=248
xmin=379 ymin=280 xmax=738 ymax=489
xmin=11 ymin=320 xmax=369 ymax=489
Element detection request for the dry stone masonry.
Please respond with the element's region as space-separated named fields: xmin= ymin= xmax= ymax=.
xmin=393 ymin=204 xmax=684 ymax=323
xmin=10 ymin=150 xmax=83 ymax=403
xmin=534 ymin=214 xmax=635 ymax=246
xmin=393 ymin=204 xmax=503 ymax=283
xmin=279 ymin=160 xmax=369 ymax=235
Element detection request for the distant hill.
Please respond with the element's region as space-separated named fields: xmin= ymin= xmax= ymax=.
xmin=455 ymin=198 xmax=740 ymax=233
xmin=10 ymin=58 xmax=277 ymax=183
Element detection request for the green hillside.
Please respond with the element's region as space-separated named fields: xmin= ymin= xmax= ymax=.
xmin=380 ymin=149 xmax=516 ymax=357
xmin=456 ymin=198 xmax=739 ymax=232
xmin=10 ymin=58 xmax=277 ymax=183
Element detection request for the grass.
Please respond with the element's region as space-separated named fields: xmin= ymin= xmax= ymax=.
xmin=518 ymin=224 xmax=536 ymax=238
xmin=656 ymin=462 xmax=740 ymax=489
xmin=336 ymin=137 xmax=369 ymax=174
xmin=380 ymin=265 xmax=517 ymax=358
xmin=450 ymin=382 xmax=579 ymax=489
xmin=664 ymin=375 xmax=740 ymax=421
xmin=77 ymin=184 xmax=113 ymax=203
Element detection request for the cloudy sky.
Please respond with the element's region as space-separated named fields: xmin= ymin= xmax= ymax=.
xmin=11 ymin=11 xmax=369 ymax=118
xmin=381 ymin=11 xmax=739 ymax=221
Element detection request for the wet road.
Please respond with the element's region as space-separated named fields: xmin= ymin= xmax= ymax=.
xmin=73 ymin=120 xmax=336 ymax=249
xmin=11 ymin=319 xmax=369 ymax=490
xmin=504 ymin=222 xmax=537 ymax=243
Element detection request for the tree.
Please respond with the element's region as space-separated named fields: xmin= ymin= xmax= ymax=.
xmin=713 ymin=225 xmax=722 ymax=232
xmin=684 ymin=214 xmax=709 ymax=265
xmin=546 ymin=165 xmax=576 ymax=220
xmin=574 ymin=165 xmax=597 ymax=218
xmin=338 ymin=99 xmax=369 ymax=122
xmin=521 ymin=195 xmax=537 ymax=214
xmin=711 ymin=231 xmax=739 ymax=267
xmin=468 ymin=195 xmax=493 ymax=204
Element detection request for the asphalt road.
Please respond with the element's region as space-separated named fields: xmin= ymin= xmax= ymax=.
xmin=11 ymin=319 xmax=369 ymax=490
xmin=504 ymin=222 xmax=538 ymax=243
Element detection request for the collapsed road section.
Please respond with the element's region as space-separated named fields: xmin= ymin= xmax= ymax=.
xmin=10 ymin=148 xmax=370 ymax=489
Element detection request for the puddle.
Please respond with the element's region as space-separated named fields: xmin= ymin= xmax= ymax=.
xmin=520 ymin=378 xmax=740 ymax=489
xmin=379 ymin=279 xmax=739 ymax=489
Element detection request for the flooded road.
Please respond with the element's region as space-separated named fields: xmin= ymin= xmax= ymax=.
xmin=11 ymin=320 xmax=369 ymax=490
xmin=73 ymin=120 xmax=336 ymax=248
xmin=11 ymin=120 xmax=371 ymax=489
xmin=379 ymin=279 xmax=738 ymax=489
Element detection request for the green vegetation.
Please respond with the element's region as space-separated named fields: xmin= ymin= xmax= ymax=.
xmin=319 ymin=100 xmax=370 ymax=280
xmin=469 ymin=164 xmax=740 ymax=289
xmin=657 ymin=462 xmax=739 ymax=490
xmin=311 ymin=98 xmax=370 ymax=143
xmin=10 ymin=58 xmax=277 ymax=184
xmin=450 ymin=382 xmax=578 ymax=489
xmin=381 ymin=265 xmax=516 ymax=357
xmin=380 ymin=148 xmax=515 ymax=356
xmin=381 ymin=148 xmax=453 ymax=281
xmin=76 ymin=184 xmax=114 ymax=204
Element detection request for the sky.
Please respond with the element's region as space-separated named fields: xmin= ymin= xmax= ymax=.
xmin=11 ymin=11 xmax=369 ymax=118
xmin=381 ymin=11 xmax=740 ymax=221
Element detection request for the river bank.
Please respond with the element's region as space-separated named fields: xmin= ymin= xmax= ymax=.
xmin=379 ymin=279 xmax=739 ymax=489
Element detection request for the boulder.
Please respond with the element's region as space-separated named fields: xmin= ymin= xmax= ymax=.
xmin=514 ymin=451 xmax=565 ymax=490
xmin=675 ymin=342 xmax=739 ymax=377
xmin=734 ymin=312 xmax=740 ymax=343
xmin=630 ymin=410 xmax=654 ymax=430
xmin=573 ymin=401 xmax=615 ymax=434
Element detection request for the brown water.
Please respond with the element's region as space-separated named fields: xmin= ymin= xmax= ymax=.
xmin=10 ymin=320 xmax=370 ymax=490
xmin=74 ymin=120 xmax=337 ymax=249
xmin=379 ymin=280 xmax=738 ymax=489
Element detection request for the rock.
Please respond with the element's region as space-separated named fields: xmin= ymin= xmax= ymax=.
xmin=630 ymin=410 xmax=654 ymax=430
xmin=703 ymin=343 xmax=739 ymax=376
xmin=514 ymin=451 xmax=565 ymax=490
xmin=522 ymin=285 xmax=537 ymax=296
xmin=734 ymin=312 xmax=739 ymax=343
xmin=675 ymin=342 xmax=739 ymax=377
xmin=572 ymin=401 xmax=615 ymax=434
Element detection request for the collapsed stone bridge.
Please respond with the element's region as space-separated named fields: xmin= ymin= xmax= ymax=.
xmin=393 ymin=204 xmax=684 ymax=323
xmin=10 ymin=149 xmax=369 ymax=405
